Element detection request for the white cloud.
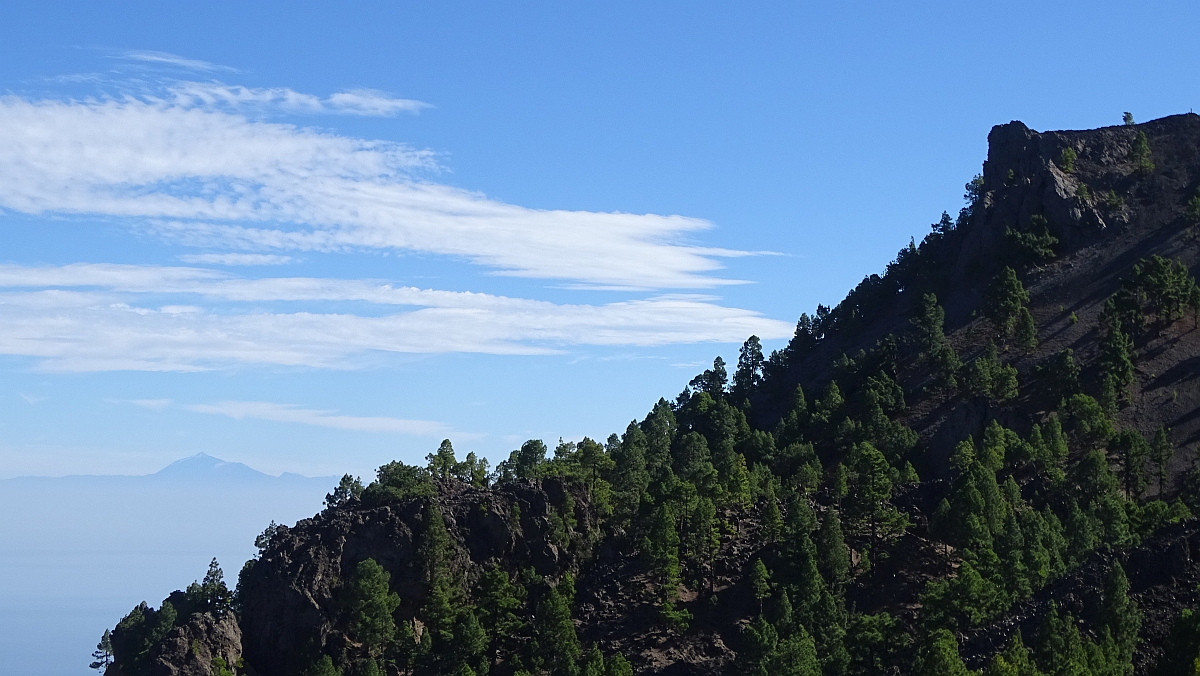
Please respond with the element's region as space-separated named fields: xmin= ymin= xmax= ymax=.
xmin=178 ymin=253 xmax=293 ymax=266
xmin=0 ymin=94 xmax=749 ymax=289
xmin=168 ymin=82 xmax=428 ymax=116
xmin=119 ymin=50 xmax=236 ymax=73
xmin=128 ymin=398 xmax=173 ymax=410
xmin=19 ymin=393 xmax=46 ymax=405
xmin=0 ymin=264 xmax=793 ymax=372
xmin=186 ymin=400 xmax=452 ymax=435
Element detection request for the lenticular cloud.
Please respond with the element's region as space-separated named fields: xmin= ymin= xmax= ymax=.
xmin=0 ymin=94 xmax=745 ymax=289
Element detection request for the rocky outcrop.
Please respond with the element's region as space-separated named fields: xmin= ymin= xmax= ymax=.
xmin=237 ymin=477 xmax=596 ymax=676
xmin=146 ymin=612 xmax=242 ymax=676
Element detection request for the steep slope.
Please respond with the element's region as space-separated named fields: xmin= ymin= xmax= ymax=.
xmin=101 ymin=114 xmax=1200 ymax=676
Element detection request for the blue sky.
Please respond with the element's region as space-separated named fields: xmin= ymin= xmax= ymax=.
xmin=3 ymin=1 xmax=1200 ymax=481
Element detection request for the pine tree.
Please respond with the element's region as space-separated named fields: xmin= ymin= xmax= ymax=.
xmin=301 ymin=655 xmax=340 ymax=676
xmin=1108 ymin=430 xmax=1148 ymax=499
xmin=421 ymin=506 xmax=459 ymax=644
xmin=750 ymin=559 xmax=772 ymax=613
xmin=451 ymin=610 xmax=490 ymax=676
xmin=774 ymin=626 xmax=821 ymax=676
xmin=983 ymin=632 xmax=1042 ymax=676
xmin=325 ymin=474 xmax=365 ymax=509
xmin=534 ymin=584 xmax=580 ymax=675
xmin=346 ymin=559 xmax=401 ymax=658
xmin=816 ymin=509 xmax=850 ymax=587
xmin=1099 ymin=562 xmax=1141 ymax=669
xmin=89 ymin=629 xmax=114 ymax=671
xmin=913 ymin=629 xmax=973 ymax=676
xmin=761 ymin=478 xmax=784 ymax=542
xmin=912 ymin=293 xmax=960 ymax=390
xmin=1015 ymin=307 xmax=1038 ymax=350
xmin=1035 ymin=605 xmax=1091 ymax=676
xmin=733 ymin=335 xmax=765 ymax=401
xmin=606 ymin=653 xmax=634 ymax=676
xmin=985 ymin=267 xmax=1031 ymax=336
xmin=1151 ymin=427 xmax=1173 ymax=498
xmin=1099 ymin=323 xmax=1135 ymax=396
xmin=581 ymin=646 xmax=606 ymax=676
xmin=846 ymin=442 xmax=905 ymax=571
xmin=1132 ymin=130 xmax=1154 ymax=174
xmin=742 ymin=615 xmax=779 ymax=676
xmin=611 ymin=422 xmax=650 ymax=527
xmin=427 ymin=439 xmax=459 ymax=479
xmin=476 ymin=565 xmax=525 ymax=646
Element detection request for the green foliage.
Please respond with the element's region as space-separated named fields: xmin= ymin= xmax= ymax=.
xmin=1058 ymin=147 xmax=1077 ymax=172
xmin=816 ymin=509 xmax=850 ymax=587
xmin=420 ymin=506 xmax=460 ymax=645
xmin=606 ymin=653 xmax=634 ymax=676
xmin=111 ymin=601 xmax=177 ymax=676
xmin=846 ymin=442 xmax=906 ymax=567
xmin=913 ymin=629 xmax=974 ymax=676
xmin=1132 ymin=130 xmax=1154 ymax=173
xmin=1104 ymin=255 xmax=1199 ymax=339
xmin=1108 ymin=430 xmax=1149 ymax=499
xmin=1156 ymin=607 xmax=1200 ymax=676
xmin=733 ymin=335 xmax=765 ymax=401
xmin=921 ymin=560 xmax=1004 ymax=630
xmin=645 ymin=503 xmax=683 ymax=610
xmin=985 ymin=267 xmax=1031 ymax=336
xmin=582 ymin=645 xmax=606 ymax=676
xmin=1099 ymin=562 xmax=1141 ymax=667
xmin=477 ymin=565 xmax=525 ymax=644
xmin=963 ymin=343 xmax=1019 ymax=403
xmin=913 ymin=293 xmax=961 ymax=390
xmin=89 ymin=629 xmax=114 ymax=671
xmin=1005 ymin=215 xmax=1058 ymax=266
xmin=363 ymin=461 xmax=435 ymax=506
xmin=1044 ymin=349 xmax=1081 ymax=399
xmin=689 ymin=355 xmax=729 ymax=398
xmin=345 ymin=559 xmax=401 ymax=657
xmin=1187 ymin=188 xmax=1200 ymax=223
xmin=325 ymin=474 xmax=365 ymax=509
xmin=534 ymin=584 xmax=580 ymax=673
xmin=982 ymin=632 xmax=1041 ymax=676
xmin=1015 ymin=307 xmax=1038 ymax=350
xmin=302 ymin=655 xmax=341 ymax=676
xmin=451 ymin=609 xmax=490 ymax=676
xmin=498 ymin=439 xmax=548 ymax=481
xmin=1063 ymin=394 xmax=1114 ymax=448
xmin=750 ymin=559 xmax=772 ymax=607
xmin=182 ymin=558 xmax=233 ymax=618
xmin=1151 ymin=427 xmax=1173 ymax=498
xmin=761 ymin=478 xmax=784 ymax=542
xmin=846 ymin=612 xmax=910 ymax=676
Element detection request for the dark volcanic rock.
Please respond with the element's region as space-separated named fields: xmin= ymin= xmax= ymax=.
xmin=237 ymin=477 xmax=596 ymax=676
xmin=146 ymin=612 xmax=242 ymax=676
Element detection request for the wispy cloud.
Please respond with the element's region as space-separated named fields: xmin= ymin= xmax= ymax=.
xmin=186 ymin=400 xmax=452 ymax=435
xmin=168 ymin=82 xmax=429 ymax=116
xmin=126 ymin=398 xmax=173 ymax=410
xmin=0 ymin=94 xmax=750 ymax=289
xmin=0 ymin=263 xmax=792 ymax=372
xmin=177 ymin=253 xmax=293 ymax=266
xmin=118 ymin=50 xmax=237 ymax=73
xmin=19 ymin=393 xmax=46 ymax=405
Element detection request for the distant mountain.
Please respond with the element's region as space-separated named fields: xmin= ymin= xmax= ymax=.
xmin=153 ymin=452 xmax=269 ymax=480
xmin=2 ymin=452 xmax=335 ymax=486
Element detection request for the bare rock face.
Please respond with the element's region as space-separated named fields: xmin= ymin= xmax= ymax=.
xmin=146 ymin=613 xmax=242 ymax=676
